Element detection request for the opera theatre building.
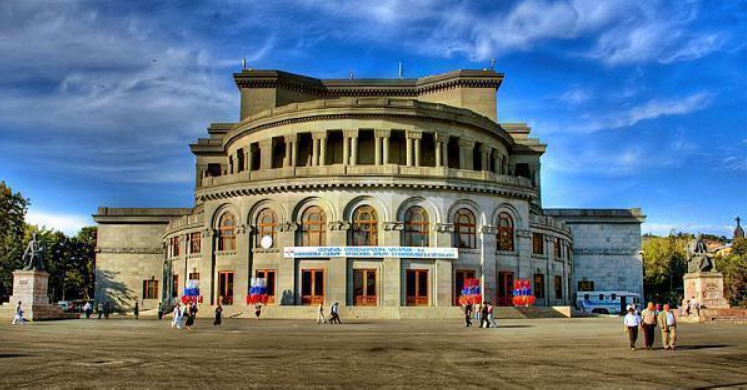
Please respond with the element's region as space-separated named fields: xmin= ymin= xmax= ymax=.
xmin=94 ymin=68 xmax=646 ymax=317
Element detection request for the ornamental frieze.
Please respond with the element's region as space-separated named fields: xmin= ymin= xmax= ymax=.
xmin=328 ymin=221 xmax=350 ymax=231
xmin=383 ymin=222 xmax=403 ymax=231
xmin=573 ymin=248 xmax=639 ymax=256
xmin=96 ymin=247 xmax=164 ymax=254
xmin=435 ymin=223 xmax=454 ymax=233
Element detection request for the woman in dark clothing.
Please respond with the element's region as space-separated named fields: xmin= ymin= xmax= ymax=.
xmin=185 ymin=303 xmax=197 ymax=330
xmin=481 ymin=302 xmax=490 ymax=328
xmin=214 ymin=304 xmax=223 ymax=326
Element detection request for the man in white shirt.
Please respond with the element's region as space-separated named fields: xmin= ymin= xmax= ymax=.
xmin=316 ymin=303 xmax=327 ymax=324
xmin=11 ymin=301 xmax=26 ymax=325
xmin=623 ymin=307 xmax=641 ymax=351
xmin=658 ymin=304 xmax=677 ymax=350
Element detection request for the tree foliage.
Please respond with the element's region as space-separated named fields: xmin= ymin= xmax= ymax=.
xmin=642 ymin=234 xmax=689 ymax=303
xmin=0 ymin=181 xmax=29 ymax=302
xmin=0 ymin=181 xmax=96 ymax=303
xmin=719 ymin=238 xmax=747 ymax=308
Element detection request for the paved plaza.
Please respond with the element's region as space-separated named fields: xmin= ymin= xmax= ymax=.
xmin=0 ymin=317 xmax=745 ymax=388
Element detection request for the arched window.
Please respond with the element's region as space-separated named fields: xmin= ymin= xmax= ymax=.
xmin=404 ymin=206 xmax=429 ymax=247
xmin=218 ymin=213 xmax=236 ymax=251
xmin=454 ymin=208 xmax=476 ymax=249
xmin=300 ymin=206 xmax=326 ymax=246
xmin=256 ymin=209 xmax=277 ymax=248
xmin=497 ymin=212 xmax=514 ymax=251
xmin=350 ymin=206 xmax=378 ymax=246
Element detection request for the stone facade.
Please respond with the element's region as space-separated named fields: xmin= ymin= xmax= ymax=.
xmin=93 ymin=68 xmax=645 ymax=316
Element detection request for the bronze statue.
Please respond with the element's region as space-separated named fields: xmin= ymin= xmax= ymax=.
xmin=687 ymin=234 xmax=716 ymax=273
xmin=22 ymin=233 xmax=45 ymax=271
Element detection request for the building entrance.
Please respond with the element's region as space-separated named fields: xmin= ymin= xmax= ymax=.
xmin=498 ymin=271 xmax=514 ymax=306
xmin=353 ymin=269 xmax=377 ymax=306
xmin=406 ymin=269 xmax=429 ymax=306
xmin=301 ymin=269 xmax=325 ymax=305
xmin=255 ymin=269 xmax=276 ymax=304
xmin=218 ymin=271 xmax=234 ymax=305
xmin=454 ymin=269 xmax=476 ymax=305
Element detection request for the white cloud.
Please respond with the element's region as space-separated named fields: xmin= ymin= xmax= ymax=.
xmin=27 ymin=210 xmax=93 ymax=236
xmin=611 ymin=92 xmax=714 ymax=129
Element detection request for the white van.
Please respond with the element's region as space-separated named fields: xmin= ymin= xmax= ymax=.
xmin=576 ymin=291 xmax=641 ymax=315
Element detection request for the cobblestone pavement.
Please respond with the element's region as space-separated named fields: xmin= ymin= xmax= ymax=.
xmin=0 ymin=316 xmax=745 ymax=388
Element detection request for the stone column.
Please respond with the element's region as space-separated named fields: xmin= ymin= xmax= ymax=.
xmin=284 ymin=134 xmax=296 ymax=168
xmin=246 ymin=147 xmax=253 ymax=171
xmin=259 ymin=139 xmax=272 ymax=170
xmin=379 ymin=129 xmax=391 ymax=164
xmin=406 ymin=130 xmax=422 ymax=167
xmin=434 ymin=133 xmax=449 ymax=167
xmin=480 ymin=225 xmax=498 ymax=305
xmin=328 ymin=222 xmax=349 ymax=306
xmin=382 ymin=222 xmax=403 ymax=307
xmin=405 ymin=137 xmax=413 ymax=166
xmin=374 ymin=134 xmax=382 ymax=165
xmin=276 ymin=223 xmax=297 ymax=305
xmin=311 ymin=136 xmax=320 ymax=167
xmin=435 ymin=223 xmax=455 ymax=307
xmin=343 ymin=133 xmax=350 ymax=166
xmin=201 ymin=228 xmax=215 ymax=305
xmin=414 ymin=138 xmax=422 ymax=167
xmin=348 ymin=130 xmax=359 ymax=166
xmin=458 ymin=138 xmax=475 ymax=170
xmin=319 ymin=133 xmax=327 ymax=166
xmin=492 ymin=150 xmax=501 ymax=174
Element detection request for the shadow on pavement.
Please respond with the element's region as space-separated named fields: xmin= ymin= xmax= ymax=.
xmin=673 ymin=344 xmax=732 ymax=350
xmin=0 ymin=354 xmax=30 ymax=359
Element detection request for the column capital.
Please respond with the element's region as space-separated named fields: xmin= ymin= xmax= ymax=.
xmin=458 ymin=138 xmax=475 ymax=148
xmin=311 ymin=131 xmax=328 ymax=140
xmin=434 ymin=133 xmax=450 ymax=143
xmin=283 ymin=134 xmax=297 ymax=143
xmin=328 ymin=221 xmax=350 ymax=231
xmin=435 ymin=223 xmax=454 ymax=233
xmin=383 ymin=221 xmax=404 ymax=231
xmin=479 ymin=225 xmax=498 ymax=234
xmin=343 ymin=129 xmax=359 ymax=138
xmin=406 ymin=129 xmax=423 ymax=140
xmin=375 ymin=129 xmax=391 ymax=138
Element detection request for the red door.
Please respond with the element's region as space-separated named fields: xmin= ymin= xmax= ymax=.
xmin=498 ymin=271 xmax=514 ymax=306
xmin=301 ymin=269 xmax=325 ymax=305
xmin=406 ymin=269 xmax=429 ymax=306
xmin=218 ymin=271 xmax=234 ymax=305
xmin=454 ymin=269 xmax=476 ymax=305
xmin=354 ymin=269 xmax=377 ymax=306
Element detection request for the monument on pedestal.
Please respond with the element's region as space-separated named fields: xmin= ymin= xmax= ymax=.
xmin=683 ymin=234 xmax=729 ymax=309
xmin=2 ymin=233 xmax=69 ymax=320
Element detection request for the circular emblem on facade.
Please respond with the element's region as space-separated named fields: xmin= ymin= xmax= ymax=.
xmin=260 ymin=235 xmax=273 ymax=249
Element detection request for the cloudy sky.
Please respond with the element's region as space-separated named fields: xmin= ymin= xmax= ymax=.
xmin=0 ymin=0 xmax=744 ymax=236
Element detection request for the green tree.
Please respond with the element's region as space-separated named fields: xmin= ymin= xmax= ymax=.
xmin=0 ymin=181 xmax=29 ymax=302
xmin=719 ymin=238 xmax=747 ymax=307
xmin=641 ymin=233 xmax=688 ymax=303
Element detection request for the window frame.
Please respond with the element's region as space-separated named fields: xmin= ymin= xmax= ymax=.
xmin=350 ymin=206 xmax=378 ymax=246
xmin=256 ymin=209 xmax=278 ymax=248
xmin=454 ymin=208 xmax=476 ymax=249
xmin=300 ymin=206 xmax=326 ymax=246
xmin=403 ymin=206 xmax=429 ymax=247
xmin=218 ymin=213 xmax=236 ymax=251
xmin=496 ymin=212 xmax=515 ymax=252
xmin=142 ymin=279 xmax=159 ymax=300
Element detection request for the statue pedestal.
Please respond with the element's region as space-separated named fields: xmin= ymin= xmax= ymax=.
xmin=4 ymin=269 xmax=68 ymax=320
xmin=684 ymin=272 xmax=730 ymax=309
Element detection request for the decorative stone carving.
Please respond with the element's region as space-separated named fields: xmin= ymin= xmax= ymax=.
xmin=97 ymin=247 xmax=165 ymax=254
xmin=279 ymin=222 xmax=298 ymax=232
xmin=383 ymin=221 xmax=404 ymax=231
xmin=435 ymin=223 xmax=455 ymax=233
xmin=516 ymin=229 xmax=532 ymax=238
xmin=202 ymin=228 xmax=215 ymax=238
xmin=328 ymin=221 xmax=350 ymax=231
xmin=479 ymin=225 xmax=497 ymax=234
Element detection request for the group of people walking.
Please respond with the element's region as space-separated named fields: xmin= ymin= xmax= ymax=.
xmin=170 ymin=302 xmax=200 ymax=330
xmin=316 ymin=302 xmax=342 ymax=324
xmin=623 ymin=302 xmax=677 ymax=351
xmin=463 ymin=302 xmax=498 ymax=328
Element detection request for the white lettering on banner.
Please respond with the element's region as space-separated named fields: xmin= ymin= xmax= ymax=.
xmin=283 ymin=246 xmax=458 ymax=259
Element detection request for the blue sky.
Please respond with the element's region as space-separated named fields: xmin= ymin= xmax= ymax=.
xmin=0 ymin=0 xmax=745 ymax=236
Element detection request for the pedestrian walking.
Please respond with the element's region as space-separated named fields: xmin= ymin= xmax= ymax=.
xmin=157 ymin=303 xmax=163 ymax=320
xmin=103 ymin=301 xmax=111 ymax=319
xmin=680 ymin=297 xmax=689 ymax=317
xmin=134 ymin=302 xmax=139 ymax=320
xmin=464 ymin=303 xmax=473 ymax=327
xmin=97 ymin=301 xmax=104 ymax=319
xmin=214 ymin=303 xmax=223 ymax=326
xmin=171 ymin=303 xmax=182 ymax=329
xmin=185 ymin=303 xmax=197 ymax=330
xmin=475 ymin=302 xmax=482 ymax=323
xmin=488 ymin=302 xmax=498 ymax=327
xmin=640 ymin=302 xmax=657 ymax=350
xmin=480 ymin=302 xmax=490 ymax=328
xmin=658 ymin=304 xmax=677 ymax=350
xmin=330 ymin=302 xmax=342 ymax=324
xmin=623 ymin=307 xmax=641 ymax=350
xmin=317 ymin=303 xmax=327 ymax=324
xmin=83 ymin=301 xmax=92 ymax=319
xmin=11 ymin=301 xmax=26 ymax=325
xmin=254 ymin=303 xmax=262 ymax=320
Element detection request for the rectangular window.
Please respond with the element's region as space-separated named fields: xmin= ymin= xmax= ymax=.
xmin=168 ymin=237 xmax=179 ymax=258
xmin=218 ymin=271 xmax=234 ymax=305
xmin=188 ymin=232 xmax=201 ymax=254
xmin=554 ymin=275 xmax=562 ymax=300
xmin=578 ymin=280 xmax=594 ymax=292
xmin=172 ymin=274 xmax=179 ymax=298
xmin=255 ymin=269 xmax=276 ymax=304
xmin=533 ymin=274 xmax=545 ymax=299
xmin=406 ymin=269 xmax=429 ymax=306
xmin=532 ymin=233 xmax=544 ymax=255
xmin=188 ymin=272 xmax=200 ymax=281
xmin=237 ymin=148 xmax=245 ymax=172
xmin=142 ymin=280 xmax=159 ymax=300
xmin=554 ymin=237 xmax=561 ymax=259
